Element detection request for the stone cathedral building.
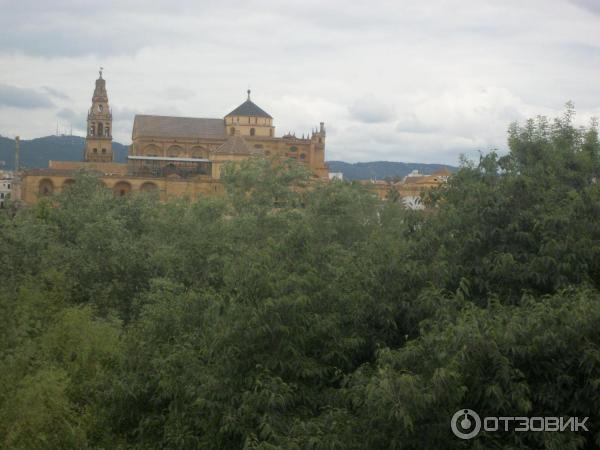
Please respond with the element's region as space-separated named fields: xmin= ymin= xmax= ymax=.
xmin=20 ymin=71 xmax=329 ymax=203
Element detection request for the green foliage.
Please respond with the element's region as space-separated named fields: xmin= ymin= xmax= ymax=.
xmin=221 ymin=156 xmax=310 ymax=215
xmin=0 ymin=368 xmax=86 ymax=449
xmin=2 ymin=109 xmax=600 ymax=448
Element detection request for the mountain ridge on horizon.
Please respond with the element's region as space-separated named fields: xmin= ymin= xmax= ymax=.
xmin=0 ymin=135 xmax=129 ymax=170
xmin=0 ymin=135 xmax=457 ymax=180
xmin=327 ymin=160 xmax=457 ymax=180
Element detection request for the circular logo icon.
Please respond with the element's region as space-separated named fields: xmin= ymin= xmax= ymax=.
xmin=451 ymin=409 xmax=481 ymax=440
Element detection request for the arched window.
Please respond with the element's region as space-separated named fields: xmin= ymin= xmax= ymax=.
xmin=90 ymin=124 xmax=95 ymax=136
xmin=39 ymin=179 xmax=54 ymax=196
xmin=140 ymin=182 xmax=158 ymax=192
xmin=230 ymin=127 xmax=235 ymax=136
xmin=93 ymin=148 xmax=98 ymax=154
xmin=105 ymin=126 xmax=110 ymax=136
xmin=192 ymin=147 xmax=208 ymax=159
xmin=102 ymin=148 xmax=107 ymax=154
xmin=167 ymin=146 xmax=183 ymax=157
xmin=113 ymin=181 xmax=132 ymax=197
xmin=250 ymin=128 xmax=255 ymax=136
xmin=98 ymin=123 xmax=104 ymax=135
xmin=144 ymin=144 xmax=161 ymax=156
xmin=300 ymin=153 xmax=306 ymax=160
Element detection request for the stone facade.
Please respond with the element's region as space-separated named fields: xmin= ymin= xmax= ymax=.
xmin=20 ymin=73 xmax=329 ymax=204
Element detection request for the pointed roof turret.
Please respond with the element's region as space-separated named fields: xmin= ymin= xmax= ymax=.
xmin=93 ymin=68 xmax=108 ymax=102
xmin=225 ymin=90 xmax=272 ymax=119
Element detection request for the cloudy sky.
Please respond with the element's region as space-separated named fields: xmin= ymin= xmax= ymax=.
xmin=0 ymin=0 xmax=599 ymax=164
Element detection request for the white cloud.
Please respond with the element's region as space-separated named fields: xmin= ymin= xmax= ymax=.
xmin=0 ymin=0 xmax=599 ymax=165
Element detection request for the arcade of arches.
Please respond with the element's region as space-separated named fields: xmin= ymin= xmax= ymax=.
xmin=22 ymin=175 xmax=224 ymax=201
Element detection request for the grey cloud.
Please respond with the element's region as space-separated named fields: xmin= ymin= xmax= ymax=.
xmin=0 ymin=26 xmax=174 ymax=57
xmin=0 ymin=83 xmax=54 ymax=108
xmin=112 ymin=105 xmax=140 ymax=120
xmin=396 ymin=114 xmax=439 ymax=134
xmin=570 ymin=0 xmax=600 ymax=14
xmin=56 ymin=107 xmax=78 ymax=121
xmin=349 ymin=96 xmax=396 ymax=124
xmin=112 ymin=106 xmax=139 ymax=139
xmin=0 ymin=8 xmax=183 ymax=57
xmin=56 ymin=107 xmax=86 ymax=132
xmin=161 ymin=87 xmax=197 ymax=100
xmin=0 ymin=0 xmax=404 ymax=59
xmin=43 ymin=86 xmax=70 ymax=100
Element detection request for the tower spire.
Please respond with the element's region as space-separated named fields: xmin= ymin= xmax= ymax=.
xmin=247 ymin=89 xmax=251 ymax=101
xmin=84 ymin=71 xmax=113 ymax=162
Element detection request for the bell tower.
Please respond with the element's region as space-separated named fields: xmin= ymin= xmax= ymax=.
xmin=84 ymin=68 xmax=113 ymax=162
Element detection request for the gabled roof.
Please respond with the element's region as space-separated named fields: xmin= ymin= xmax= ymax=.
xmin=225 ymin=99 xmax=272 ymax=119
xmin=132 ymin=115 xmax=226 ymax=140
xmin=213 ymin=135 xmax=263 ymax=155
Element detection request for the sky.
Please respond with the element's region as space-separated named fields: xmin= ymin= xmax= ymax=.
xmin=0 ymin=0 xmax=599 ymax=165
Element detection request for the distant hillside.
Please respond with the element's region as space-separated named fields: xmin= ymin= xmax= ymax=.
xmin=0 ymin=136 xmax=455 ymax=180
xmin=0 ymin=135 xmax=129 ymax=170
xmin=327 ymin=161 xmax=457 ymax=180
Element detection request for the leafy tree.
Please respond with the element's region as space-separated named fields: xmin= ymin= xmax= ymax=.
xmin=1 ymin=108 xmax=600 ymax=449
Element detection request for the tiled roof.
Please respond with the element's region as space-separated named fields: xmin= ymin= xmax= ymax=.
xmin=132 ymin=115 xmax=226 ymax=139
xmin=213 ymin=135 xmax=263 ymax=155
xmin=225 ymin=100 xmax=272 ymax=119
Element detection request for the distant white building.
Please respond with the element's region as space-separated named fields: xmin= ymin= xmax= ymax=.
xmin=0 ymin=171 xmax=13 ymax=209
xmin=403 ymin=169 xmax=425 ymax=181
xmin=329 ymin=172 xmax=344 ymax=181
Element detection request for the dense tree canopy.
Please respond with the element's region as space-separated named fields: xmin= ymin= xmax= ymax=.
xmin=1 ymin=108 xmax=600 ymax=449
